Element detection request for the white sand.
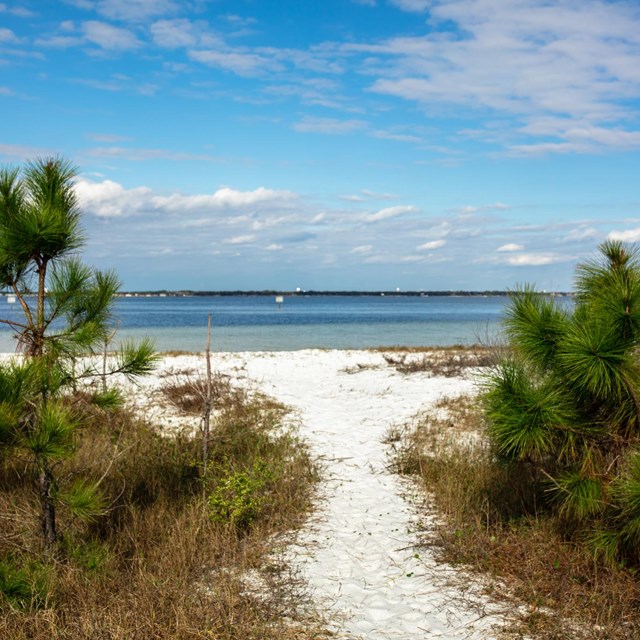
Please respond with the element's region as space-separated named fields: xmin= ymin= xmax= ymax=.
xmin=128 ymin=349 xmax=507 ymax=638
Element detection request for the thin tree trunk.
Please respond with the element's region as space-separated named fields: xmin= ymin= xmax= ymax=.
xmin=38 ymin=464 xmax=57 ymax=546
xmin=33 ymin=259 xmax=47 ymax=356
xmin=202 ymin=314 xmax=212 ymax=476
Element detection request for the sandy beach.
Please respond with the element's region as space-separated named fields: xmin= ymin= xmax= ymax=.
xmin=123 ymin=349 xmax=507 ymax=639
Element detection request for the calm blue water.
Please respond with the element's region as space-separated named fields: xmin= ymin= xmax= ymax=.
xmin=0 ymin=295 xmax=509 ymax=352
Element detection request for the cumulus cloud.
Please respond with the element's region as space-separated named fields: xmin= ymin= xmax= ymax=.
xmin=608 ymin=228 xmax=640 ymax=243
xmin=74 ymin=179 xmax=153 ymax=218
xmin=496 ymin=243 xmax=524 ymax=252
xmin=156 ymin=187 xmax=295 ymax=211
xmin=74 ymin=179 xmax=298 ymax=218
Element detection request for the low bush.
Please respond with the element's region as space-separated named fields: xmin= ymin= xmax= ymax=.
xmin=393 ymin=395 xmax=640 ymax=639
xmin=0 ymin=378 xmax=321 ymax=639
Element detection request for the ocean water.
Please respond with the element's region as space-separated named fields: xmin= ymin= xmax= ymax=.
xmin=0 ymin=294 xmax=509 ymax=353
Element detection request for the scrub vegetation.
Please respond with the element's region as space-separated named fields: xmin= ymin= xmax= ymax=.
xmin=0 ymin=158 xmax=321 ymax=639
xmin=393 ymin=242 xmax=640 ymax=638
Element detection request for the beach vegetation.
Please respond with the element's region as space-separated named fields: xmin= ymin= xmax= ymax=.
xmin=0 ymin=381 xmax=321 ymax=638
xmin=392 ymin=394 xmax=640 ymax=638
xmin=485 ymin=240 xmax=640 ymax=563
xmin=0 ymin=157 xmax=321 ymax=637
xmin=391 ymin=242 xmax=640 ymax=637
xmin=0 ymin=156 xmax=155 ymax=546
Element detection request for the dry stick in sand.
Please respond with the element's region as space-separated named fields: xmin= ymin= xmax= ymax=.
xmin=202 ymin=313 xmax=213 ymax=476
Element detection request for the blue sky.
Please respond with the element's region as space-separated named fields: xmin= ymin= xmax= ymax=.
xmin=2 ymin=0 xmax=640 ymax=291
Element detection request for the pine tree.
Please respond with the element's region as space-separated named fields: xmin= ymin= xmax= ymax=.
xmin=0 ymin=157 xmax=156 ymax=545
xmin=484 ymin=241 xmax=640 ymax=563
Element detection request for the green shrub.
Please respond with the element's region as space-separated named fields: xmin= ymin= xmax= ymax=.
xmin=485 ymin=241 xmax=640 ymax=564
xmin=208 ymin=459 xmax=276 ymax=530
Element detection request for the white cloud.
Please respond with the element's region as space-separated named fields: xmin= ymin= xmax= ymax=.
xmin=0 ymin=3 xmax=35 ymax=17
xmin=36 ymin=20 xmax=141 ymax=51
xmin=351 ymin=244 xmax=373 ymax=254
xmin=608 ymin=228 xmax=640 ymax=243
xmin=151 ymin=19 xmax=197 ymax=48
xmin=496 ymin=243 xmax=524 ymax=252
xmin=563 ymin=227 xmax=598 ymax=242
xmin=222 ymin=234 xmax=256 ymax=245
xmin=0 ymin=28 xmax=19 ymax=44
xmin=418 ymin=239 xmax=446 ymax=250
xmin=293 ymin=116 xmax=367 ymax=135
xmin=266 ymin=243 xmax=284 ymax=251
xmin=155 ymin=187 xmax=295 ymax=211
xmin=363 ymin=204 xmax=418 ymax=222
xmin=73 ymin=0 xmax=179 ymax=21
xmin=505 ymin=253 xmax=568 ymax=266
xmin=82 ymin=21 xmax=141 ymax=50
xmin=448 ymin=202 xmax=511 ymax=215
xmin=151 ymin=19 xmax=220 ymax=49
xmin=364 ymin=0 xmax=640 ymax=153
xmin=74 ymin=179 xmax=153 ymax=218
xmin=75 ymin=179 xmax=298 ymax=218
xmin=189 ymin=49 xmax=280 ymax=76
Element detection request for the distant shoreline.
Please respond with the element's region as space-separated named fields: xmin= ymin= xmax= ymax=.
xmin=115 ymin=289 xmax=572 ymax=298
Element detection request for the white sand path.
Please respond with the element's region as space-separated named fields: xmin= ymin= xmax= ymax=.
xmin=135 ymin=350 xmax=507 ymax=639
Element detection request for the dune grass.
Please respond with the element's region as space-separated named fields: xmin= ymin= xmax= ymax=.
xmin=390 ymin=394 xmax=640 ymax=639
xmin=0 ymin=375 xmax=323 ymax=639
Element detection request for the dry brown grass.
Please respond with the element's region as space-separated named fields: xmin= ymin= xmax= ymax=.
xmin=382 ymin=348 xmax=495 ymax=377
xmin=0 ymin=380 xmax=324 ymax=639
xmin=391 ymin=396 xmax=640 ymax=640
xmin=160 ymin=370 xmax=240 ymax=414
